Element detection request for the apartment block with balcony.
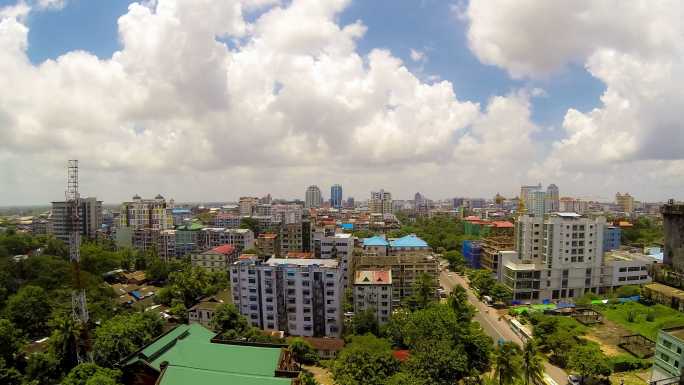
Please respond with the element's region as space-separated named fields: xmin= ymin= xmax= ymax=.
xmin=200 ymin=228 xmax=255 ymax=252
xmin=353 ymin=270 xmax=393 ymax=324
xmin=230 ymin=257 xmax=342 ymax=337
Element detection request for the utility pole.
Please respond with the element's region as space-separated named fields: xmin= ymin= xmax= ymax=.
xmin=66 ymin=160 xmax=90 ymax=362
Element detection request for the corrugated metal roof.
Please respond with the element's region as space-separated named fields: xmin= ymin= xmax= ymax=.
xmin=363 ymin=236 xmax=389 ymax=246
xmin=389 ymin=234 xmax=428 ymax=248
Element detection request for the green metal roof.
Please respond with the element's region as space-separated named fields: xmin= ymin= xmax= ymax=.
xmin=158 ymin=366 xmax=291 ymax=385
xmin=125 ymin=324 xmax=290 ymax=385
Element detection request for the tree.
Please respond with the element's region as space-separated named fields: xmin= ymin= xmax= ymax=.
xmin=521 ymin=341 xmax=544 ymax=385
xmin=297 ymin=371 xmax=320 ymax=385
xmin=351 ymin=308 xmax=380 ymax=336
xmin=25 ymin=352 xmax=62 ymax=385
xmin=490 ymin=283 xmax=512 ymax=304
xmin=403 ymin=273 xmax=436 ymax=311
xmin=240 ymin=217 xmax=260 ymax=235
xmin=92 ymin=313 xmax=163 ymax=366
xmin=448 ymin=285 xmax=475 ymax=322
xmin=145 ymin=255 xmax=170 ymax=282
xmin=444 ymin=251 xmax=467 ymax=271
xmin=568 ymin=344 xmax=611 ymax=383
xmin=615 ymin=285 xmax=640 ymax=298
xmin=61 ymin=363 xmax=122 ymax=385
xmin=467 ymin=270 xmax=496 ymax=297
xmin=44 ymin=236 xmax=68 ymax=258
xmin=210 ymin=304 xmax=250 ymax=335
xmin=332 ymin=335 xmax=400 ymax=385
xmin=5 ymin=285 xmax=52 ymax=337
xmin=48 ymin=313 xmax=83 ymax=371
xmin=494 ymin=342 xmax=522 ymax=385
xmin=289 ymin=338 xmax=318 ymax=365
xmin=407 ymin=338 xmax=469 ymax=385
xmin=0 ymin=319 xmax=23 ymax=364
xmin=384 ymin=372 xmax=427 ymax=385
xmin=0 ymin=358 xmax=21 ymax=385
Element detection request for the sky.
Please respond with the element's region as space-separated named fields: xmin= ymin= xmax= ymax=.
xmin=0 ymin=0 xmax=683 ymax=205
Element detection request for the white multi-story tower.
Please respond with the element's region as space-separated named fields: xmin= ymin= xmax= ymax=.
xmin=503 ymin=213 xmax=606 ymax=302
xmin=370 ymin=189 xmax=392 ymax=214
xmin=528 ymin=190 xmax=546 ymax=217
xmin=305 ymin=185 xmax=322 ymax=209
xmin=231 ymin=257 xmax=342 ymax=337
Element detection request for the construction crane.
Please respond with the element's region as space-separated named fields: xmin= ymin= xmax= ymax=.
xmin=66 ymin=160 xmax=90 ymax=362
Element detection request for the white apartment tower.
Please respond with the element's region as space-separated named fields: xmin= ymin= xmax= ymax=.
xmin=231 ymin=257 xmax=342 ymax=337
xmin=305 ymin=185 xmax=323 ymax=209
xmin=370 ymin=189 xmax=392 ymax=214
xmin=503 ymin=213 xmax=605 ymax=302
xmin=313 ymin=233 xmax=355 ymax=288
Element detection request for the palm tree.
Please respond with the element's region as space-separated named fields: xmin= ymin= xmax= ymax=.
xmin=48 ymin=314 xmax=83 ymax=371
xmin=522 ymin=340 xmax=544 ymax=385
xmin=494 ymin=341 xmax=522 ymax=385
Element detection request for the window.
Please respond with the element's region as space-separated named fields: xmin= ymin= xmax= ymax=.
xmin=661 ymin=353 xmax=670 ymax=362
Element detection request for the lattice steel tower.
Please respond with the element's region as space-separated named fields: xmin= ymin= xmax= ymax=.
xmin=66 ymin=160 xmax=90 ymax=361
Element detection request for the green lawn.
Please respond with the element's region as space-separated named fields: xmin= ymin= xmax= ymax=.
xmin=600 ymin=302 xmax=684 ymax=340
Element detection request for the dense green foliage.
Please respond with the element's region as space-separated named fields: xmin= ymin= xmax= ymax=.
xmin=92 ymin=312 xmax=164 ymax=366
xmin=393 ymin=215 xmax=472 ymax=252
xmin=467 ymin=269 xmax=512 ymax=303
xmin=621 ymin=217 xmax=663 ymax=246
xmin=289 ymin=338 xmax=319 ymax=365
xmin=350 ymin=308 xmax=380 ymax=336
xmin=494 ymin=342 xmax=522 ymax=385
xmin=61 ymin=363 xmax=122 ymax=385
xmin=155 ymin=267 xmax=228 ymax=308
xmin=332 ymin=334 xmax=400 ymax=385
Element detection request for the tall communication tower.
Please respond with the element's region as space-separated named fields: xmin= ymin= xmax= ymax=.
xmin=66 ymin=160 xmax=90 ymax=361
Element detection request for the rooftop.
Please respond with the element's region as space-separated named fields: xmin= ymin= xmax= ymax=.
xmin=124 ymin=324 xmax=290 ymax=385
xmin=206 ymin=244 xmax=236 ymax=255
xmin=663 ymin=326 xmax=684 ymax=342
xmin=355 ymin=270 xmax=392 ymax=285
xmin=389 ymin=234 xmax=429 ymax=248
xmin=259 ymin=233 xmax=278 ymax=239
xmin=555 ymin=212 xmax=582 ymax=218
xmin=265 ymin=257 xmax=338 ymax=268
xmin=363 ymin=235 xmax=389 ymax=247
xmin=604 ymin=250 xmax=657 ymax=263
xmin=645 ymin=282 xmax=684 ymax=299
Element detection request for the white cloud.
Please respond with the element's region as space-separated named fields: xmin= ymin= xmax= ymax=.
xmin=410 ymin=48 xmax=425 ymax=62
xmin=37 ymin=0 xmax=65 ymax=10
xmin=463 ymin=0 xmax=684 ymax=201
xmin=0 ymin=0 xmax=544 ymax=204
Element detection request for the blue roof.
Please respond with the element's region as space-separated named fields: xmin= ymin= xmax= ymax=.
xmin=172 ymin=208 xmax=191 ymax=214
xmin=363 ymin=236 xmax=389 ymax=247
xmin=390 ymin=235 xmax=428 ymax=248
xmin=341 ymin=223 xmax=354 ymax=230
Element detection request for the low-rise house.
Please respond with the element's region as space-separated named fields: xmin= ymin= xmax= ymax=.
xmin=188 ymin=296 xmax=228 ymax=328
xmin=192 ymin=244 xmax=238 ymax=272
xmin=301 ymin=337 xmax=345 ymax=360
xmin=654 ymin=326 xmax=684 ymax=378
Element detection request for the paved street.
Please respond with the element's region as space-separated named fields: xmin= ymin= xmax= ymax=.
xmin=440 ymin=269 xmax=568 ymax=385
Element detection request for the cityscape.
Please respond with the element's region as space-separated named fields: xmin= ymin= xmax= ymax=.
xmin=1 ymin=1 xmax=684 ymax=385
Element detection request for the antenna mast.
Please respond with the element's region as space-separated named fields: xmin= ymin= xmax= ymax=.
xmin=66 ymin=160 xmax=90 ymax=362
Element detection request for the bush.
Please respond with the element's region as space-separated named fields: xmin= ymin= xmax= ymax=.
xmin=609 ymin=355 xmax=651 ymax=372
xmin=615 ymin=285 xmax=641 ymax=298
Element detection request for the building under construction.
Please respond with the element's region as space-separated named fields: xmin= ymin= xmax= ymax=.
xmin=480 ymin=236 xmax=515 ymax=274
xmin=662 ymin=200 xmax=684 ymax=271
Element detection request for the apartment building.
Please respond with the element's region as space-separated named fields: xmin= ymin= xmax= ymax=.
xmin=257 ymin=232 xmax=280 ymax=257
xmin=616 ymin=192 xmax=635 ymax=214
xmin=214 ymin=212 xmax=241 ymax=228
xmin=480 ymin=236 xmax=514 ymax=274
xmin=158 ymin=229 xmax=176 ymax=261
xmin=175 ymin=222 xmax=202 ymax=257
xmin=353 ymin=270 xmax=393 ymax=324
xmin=351 ymin=253 xmax=439 ymax=309
xmin=604 ymin=250 xmax=655 ymax=287
xmin=313 ymin=233 xmax=355 ymax=288
xmin=230 ymin=257 xmax=342 ymax=337
xmin=305 ymin=186 xmax=322 ymax=209
xmin=654 ymin=327 xmax=684 ymax=378
xmin=239 ymin=196 xmax=259 ymax=216
xmin=192 ymin=244 xmax=238 ymax=272
xmin=280 ymin=223 xmax=303 ymax=254
xmin=50 ymin=197 xmax=103 ymax=243
xmin=369 ymin=190 xmax=392 ymax=215
xmin=200 ymin=228 xmax=255 ymax=252
xmin=603 ymin=225 xmax=622 ymax=252
xmin=118 ymin=194 xmax=173 ymax=230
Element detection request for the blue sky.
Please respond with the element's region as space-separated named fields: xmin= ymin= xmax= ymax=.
xmin=14 ymin=0 xmax=604 ymax=135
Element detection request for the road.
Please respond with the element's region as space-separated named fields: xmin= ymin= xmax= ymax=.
xmin=440 ymin=269 xmax=568 ymax=385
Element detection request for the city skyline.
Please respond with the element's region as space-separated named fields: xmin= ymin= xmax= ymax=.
xmin=2 ymin=0 xmax=684 ymax=204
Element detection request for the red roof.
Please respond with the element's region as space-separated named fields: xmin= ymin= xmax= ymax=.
xmin=286 ymin=252 xmax=313 ymax=259
xmin=492 ymin=221 xmax=514 ymax=228
xmin=392 ymin=350 xmax=410 ymax=362
xmin=210 ymin=244 xmax=236 ymax=255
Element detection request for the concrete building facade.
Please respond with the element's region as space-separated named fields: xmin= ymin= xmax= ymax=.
xmin=231 ymin=257 xmax=342 ymax=337
xmin=51 ymin=197 xmax=102 ymax=243
xmin=353 ymin=270 xmax=393 ymax=324
xmin=192 ymin=244 xmax=238 ymax=272
xmin=369 ymin=190 xmax=392 ymax=215
xmin=662 ymin=201 xmax=684 ymax=272
xmin=305 ymin=185 xmax=322 ymax=209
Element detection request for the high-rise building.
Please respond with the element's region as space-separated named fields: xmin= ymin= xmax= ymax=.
xmin=520 ymin=183 xmax=542 ymax=214
xmin=51 ymin=197 xmax=103 ymax=243
xmin=616 ymin=192 xmax=635 ymax=214
xmin=305 ymin=185 xmax=322 ymax=209
xmin=662 ymin=200 xmax=684 ymax=271
xmin=330 ymin=184 xmax=343 ymax=209
xmin=346 ymin=197 xmax=355 ymax=209
xmin=528 ymin=190 xmax=546 ymax=217
xmin=545 ymin=184 xmax=560 ymax=213
xmin=312 ymin=233 xmax=355 ymax=288
xmin=369 ymin=189 xmax=392 ymax=214
xmin=231 ymin=257 xmax=342 ymax=337
xmin=118 ymin=194 xmax=172 ymax=230
xmin=239 ymin=197 xmax=259 ymax=216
